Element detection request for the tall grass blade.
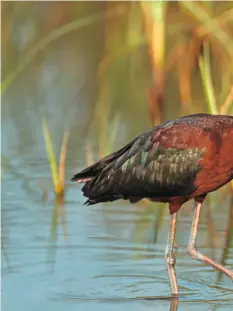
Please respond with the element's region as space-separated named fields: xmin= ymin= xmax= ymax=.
xmin=140 ymin=1 xmax=167 ymax=124
xmin=199 ymin=41 xmax=218 ymax=114
xmin=150 ymin=1 xmax=167 ymax=73
xmin=42 ymin=118 xmax=59 ymax=193
xmin=58 ymin=131 xmax=69 ymax=194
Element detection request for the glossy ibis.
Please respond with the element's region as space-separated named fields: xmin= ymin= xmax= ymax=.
xmin=72 ymin=113 xmax=233 ymax=295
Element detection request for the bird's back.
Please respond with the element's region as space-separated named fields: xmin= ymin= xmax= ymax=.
xmin=72 ymin=114 xmax=233 ymax=207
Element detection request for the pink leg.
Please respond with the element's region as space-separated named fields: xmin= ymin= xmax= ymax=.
xmin=165 ymin=213 xmax=179 ymax=296
xmin=188 ymin=201 xmax=233 ymax=279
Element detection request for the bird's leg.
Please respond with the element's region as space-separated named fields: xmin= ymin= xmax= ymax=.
xmin=165 ymin=212 xmax=179 ymax=296
xmin=188 ymin=201 xmax=233 ymax=280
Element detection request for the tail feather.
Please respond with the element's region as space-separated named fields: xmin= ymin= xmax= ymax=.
xmin=84 ymin=193 xmax=123 ymax=206
xmin=71 ymin=137 xmax=137 ymax=182
xmin=72 ymin=161 xmax=118 ymax=205
xmin=71 ymin=131 xmax=153 ymax=204
xmin=71 ymin=161 xmax=104 ymax=182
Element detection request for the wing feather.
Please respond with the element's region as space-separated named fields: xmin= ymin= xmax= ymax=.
xmin=82 ymin=123 xmax=207 ymax=203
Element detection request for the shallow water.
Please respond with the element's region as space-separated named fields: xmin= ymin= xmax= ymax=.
xmin=2 ymin=153 xmax=233 ymax=311
xmin=2 ymin=8 xmax=233 ymax=310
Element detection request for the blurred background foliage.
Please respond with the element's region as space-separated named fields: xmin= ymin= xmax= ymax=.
xmin=2 ymin=2 xmax=233 ymax=112
xmin=1 ymin=1 xmax=233 ymax=208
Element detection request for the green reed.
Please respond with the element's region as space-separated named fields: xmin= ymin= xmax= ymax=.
xmin=42 ymin=118 xmax=69 ymax=198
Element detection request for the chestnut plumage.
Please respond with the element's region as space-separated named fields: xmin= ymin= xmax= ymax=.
xmin=72 ymin=113 xmax=233 ymax=214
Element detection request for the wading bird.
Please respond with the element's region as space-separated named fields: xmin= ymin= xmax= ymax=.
xmin=72 ymin=113 xmax=233 ymax=295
